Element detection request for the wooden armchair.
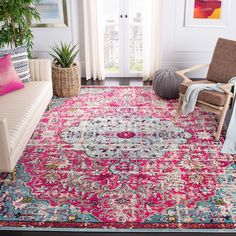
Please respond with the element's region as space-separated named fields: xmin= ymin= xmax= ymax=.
xmin=175 ymin=38 xmax=236 ymax=141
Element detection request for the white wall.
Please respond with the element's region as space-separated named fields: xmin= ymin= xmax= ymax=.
xmin=32 ymin=0 xmax=236 ymax=78
xmin=32 ymin=0 xmax=72 ymax=58
xmin=32 ymin=0 xmax=85 ymax=74
xmin=161 ymin=0 xmax=236 ymax=77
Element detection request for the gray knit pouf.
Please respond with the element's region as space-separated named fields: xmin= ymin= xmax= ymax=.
xmin=153 ymin=69 xmax=183 ymax=99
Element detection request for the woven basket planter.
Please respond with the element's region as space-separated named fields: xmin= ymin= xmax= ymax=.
xmin=52 ymin=62 xmax=81 ymax=97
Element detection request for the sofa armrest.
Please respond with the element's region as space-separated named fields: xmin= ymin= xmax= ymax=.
xmin=29 ymin=59 xmax=52 ymax=82
xmin=0 ymin=118 xmax=11 ymax=172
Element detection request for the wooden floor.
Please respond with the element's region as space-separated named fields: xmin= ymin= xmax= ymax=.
xmin=81 ymin=77 xmax=152 ymax=86
xmin=1 ymin=78 xmax=230 ymax=236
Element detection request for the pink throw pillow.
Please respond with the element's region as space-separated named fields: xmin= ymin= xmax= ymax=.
xmin=0 ymin=54 xmax=24 ymax=96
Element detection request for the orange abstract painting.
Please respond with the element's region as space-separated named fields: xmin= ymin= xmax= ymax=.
xmin=194 ymin=0 xmax=222 ymax=19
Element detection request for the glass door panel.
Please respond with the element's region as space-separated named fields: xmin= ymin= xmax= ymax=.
xmin=128 ymin=0 xmax=144 ymax=74
xmin=103 ymin=0 xmax=144 ymax=77
xmin=103 ymin=0 xmax=121 ymax=74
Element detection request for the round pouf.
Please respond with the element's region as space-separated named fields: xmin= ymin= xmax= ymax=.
xmin=153 ymin=69 xmax=183 ymax=99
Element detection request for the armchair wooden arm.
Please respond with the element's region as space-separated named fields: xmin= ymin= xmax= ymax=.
xmin=219 ymin=83 xmax=234 ymax=96
xmin=176 ymin=64 xmax=210 ymax=83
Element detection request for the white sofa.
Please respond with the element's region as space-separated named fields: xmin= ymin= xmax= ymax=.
xmin=0 ymin=59 xmax=53 ymax=180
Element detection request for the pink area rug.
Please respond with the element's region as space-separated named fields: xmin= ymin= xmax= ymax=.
xmin=0 ymin=86 xmax=235 ymax=231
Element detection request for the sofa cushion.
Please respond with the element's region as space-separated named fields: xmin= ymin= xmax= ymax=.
xmin=0 ymin=81 xmax=52 ymax=154
xmin=179 ymin=80 xmax=227 ymax=106
xmin=207 ymin=38 xmax=236 ymax=83
xmin=0 ymin=45 xmax=31 ymax=83
xmin=0 ymin=54 xmax=24 ymax=95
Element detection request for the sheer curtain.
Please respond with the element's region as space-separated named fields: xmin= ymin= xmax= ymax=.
xmin=83 ymin=0 xmax=105 ymax=80
xmin=143 ymin=0 xmax=163 ymax=81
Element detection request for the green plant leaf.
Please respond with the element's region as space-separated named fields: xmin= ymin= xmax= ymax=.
xmin=0 ymin=0 xmax=41 ymax=54
xmin=49 ymin=41 xmax=80 ymax=68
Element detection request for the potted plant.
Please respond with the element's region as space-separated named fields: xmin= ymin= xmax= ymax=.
xmin=0 ymin=0 xmax=40 ymax=54
xmin=50 ymin=42 xmax=80 ymax=97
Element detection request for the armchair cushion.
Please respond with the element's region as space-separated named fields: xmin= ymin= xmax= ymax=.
xmin=207 ymin=38 xmax=236 ymax=84
xmin=180 ymin=80 xmax=227 ymax=106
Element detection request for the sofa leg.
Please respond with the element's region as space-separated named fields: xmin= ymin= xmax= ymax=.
xmin=11 ymin=168 xmax=16 ymax=182
xmin=47 ymin=103 xmax=51 ymax=111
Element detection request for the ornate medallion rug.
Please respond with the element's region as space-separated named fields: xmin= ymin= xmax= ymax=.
xmin=0 ymin=86 xmax=235 ymax=232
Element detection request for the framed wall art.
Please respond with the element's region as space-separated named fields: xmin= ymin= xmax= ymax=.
xmin=31 ymin=0 xmax=68 ymax=28
xmin=185 ymin=0 xmax=230 ymax=27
